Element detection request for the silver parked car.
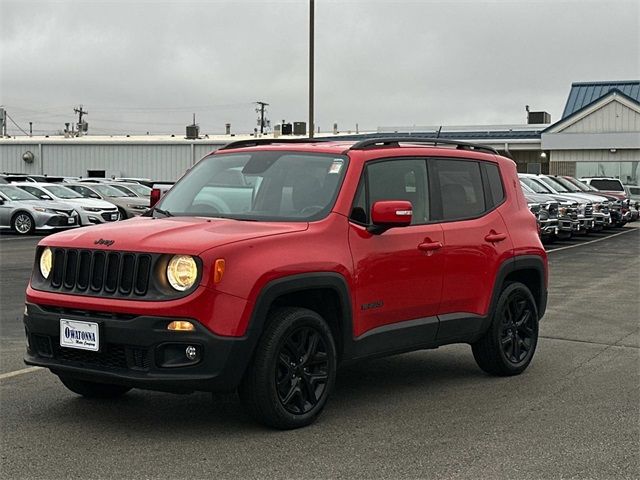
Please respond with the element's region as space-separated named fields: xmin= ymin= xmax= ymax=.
xmin=65 ymin=183 xmax=149 ymax=218
xmin=0 ymin=185 xmax=80 ymax=235
xmin=13 ymin=183 xmax=120 ymax=226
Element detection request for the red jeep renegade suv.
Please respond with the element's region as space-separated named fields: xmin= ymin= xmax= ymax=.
xmin=24 ymin=137 xmax=548 ymax=429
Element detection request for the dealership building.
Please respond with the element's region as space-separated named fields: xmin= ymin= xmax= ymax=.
xmin=1 ymin=80 xmax=638 ymax=184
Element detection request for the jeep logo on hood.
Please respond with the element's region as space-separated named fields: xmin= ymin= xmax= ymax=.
xmin=94 ymin=238 xmax=115 ymax=247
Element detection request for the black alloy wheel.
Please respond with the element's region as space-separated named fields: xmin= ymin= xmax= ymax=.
xmin=276 ymin=326 xmax=330 ymax=415
xmin=498 ymin=291 xmax=536 ymax=364
xmin=239 ymin=307 xmax=337 ymax=429
xmin=472 ymin=281 xmax=539 ymax=376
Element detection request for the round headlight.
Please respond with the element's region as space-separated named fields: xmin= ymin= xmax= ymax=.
xmin=166 ymin=255 xmax=198 ymax=291
xmin=40 ymin=247 xmax=53 ymax=279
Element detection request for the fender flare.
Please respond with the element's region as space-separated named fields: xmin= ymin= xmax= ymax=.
xmin=246 ymin=272 xmax=354 ymax=358
xmin=487 ymin=255 xmax=547 ymax=325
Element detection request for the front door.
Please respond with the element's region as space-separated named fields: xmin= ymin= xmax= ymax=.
xmin=348 ymin=158 xmax=444 ymax=338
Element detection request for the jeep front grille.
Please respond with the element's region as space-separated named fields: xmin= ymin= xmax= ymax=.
xmin=50 ymin=248 xmax=151 ymax=297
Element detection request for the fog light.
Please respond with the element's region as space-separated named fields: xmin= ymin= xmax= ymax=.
xmin=185 ymin=345 xmax=198 ymax=360
xmin=167 ymin=321 xmax=195 ymax=331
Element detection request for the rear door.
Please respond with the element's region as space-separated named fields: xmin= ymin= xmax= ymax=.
xmin=430 ymin=158 xmax=513 ymax=341
xmin=348 ymin=158 xmax=444 ymax=338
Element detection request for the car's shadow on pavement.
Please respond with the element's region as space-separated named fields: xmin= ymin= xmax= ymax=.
xmin=39 ymin=348 xmax=483 ymax=433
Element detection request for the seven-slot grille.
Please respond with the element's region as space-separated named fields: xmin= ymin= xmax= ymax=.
xmin=50 ymin=248 xmax=152 ymax=297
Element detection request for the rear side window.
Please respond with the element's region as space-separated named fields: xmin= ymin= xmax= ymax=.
xmin=432 ymin=159 xmax=485 ymax=220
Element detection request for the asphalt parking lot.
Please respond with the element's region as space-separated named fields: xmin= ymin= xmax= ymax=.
xmin=1 ymin=227 xmax=638 ymax=479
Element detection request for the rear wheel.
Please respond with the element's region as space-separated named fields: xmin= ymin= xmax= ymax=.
xmin=239 ymin=307 xmax=337 ymax=429
xmin=472 ymin=282 xmax=539 ymax=376
xmin=12 ymin=212 xmax=35 ymax=235
xmin=58 ymin=375 xmax=131 ymax=398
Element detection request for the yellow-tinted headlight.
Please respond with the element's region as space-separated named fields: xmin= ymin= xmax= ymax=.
xmin=40 ymin=247 xmax=53 ymax=279
xmin=166 ymin=255 xmax=198 ymax=291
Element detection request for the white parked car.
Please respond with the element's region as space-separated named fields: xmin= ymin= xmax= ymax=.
xmin=13 ymin=183 xmax=120 ymax=226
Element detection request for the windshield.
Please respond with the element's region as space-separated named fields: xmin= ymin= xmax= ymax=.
xmin=0 ymin=185 xmax=39 ymax=201
xmin=44 ymin=185 xmax=83 ymax=199
xmin=117 ymin=184 xmax=150 ymax=196
xmin=520 ymin=177 xmax=552 ymax=194
xmin=109 ymin=184 xmax=138 ymax=197
xmin=589 ymin=179 xmax=624 ymax=191
xmin=564 ymin=177 xmax=591 ymax=192
xmin=157 ymin=151 xmax=348 ymax=221
xmin=92 ymin=184 xmax=129 ymax=197
xmin=537 ymin=176 xmax=568 ymax=192
xmin=552 ymin=176 xmax=580 ymax=192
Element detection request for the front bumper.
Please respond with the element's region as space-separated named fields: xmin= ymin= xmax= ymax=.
xmin=35 ymin=212 xmax=80 ymax=230
xmin=539 ymin=219 xmax=559 ymax=237
xmin=577 ymin=215 xmax=595 ymax=231
xmin=557 ymin=217 xmax=578 ymax=233
xmin=23 ymin=303 xmax=254 ymax=393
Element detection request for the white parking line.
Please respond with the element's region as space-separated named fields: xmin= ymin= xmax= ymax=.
xmin=0 ymin=367 xmax=42 ymax=381
xmin=547 ymin=228 xmax=637 ymax=253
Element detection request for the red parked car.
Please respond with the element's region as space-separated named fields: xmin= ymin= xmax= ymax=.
xmin=24 ymin=138 xmax=548 ymax=429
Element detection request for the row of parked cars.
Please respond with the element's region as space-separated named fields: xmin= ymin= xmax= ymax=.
xmin=521 ymin=175 xmax=639 ymax=242
xmin=0 ymin=174 xmax=152 ymax=235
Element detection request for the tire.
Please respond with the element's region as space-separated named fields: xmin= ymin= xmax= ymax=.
xmin=117 ymin=207 xmax=128 ymax=220
xmin=239 ymin=307 xmax=337 ymax=429
xmin=472 ymin=282 xmax=539 ymax=376
xmin=58 ymin=375 xmax=131 ymax=398
xmin=12 ymin=212 xmax=35 ymax=235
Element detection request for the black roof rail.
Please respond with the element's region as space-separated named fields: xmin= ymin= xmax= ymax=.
xmin=217 ymin=137 xmax=333 ymax=151
xmin=348 ymin=137 xmax=499 ymax=155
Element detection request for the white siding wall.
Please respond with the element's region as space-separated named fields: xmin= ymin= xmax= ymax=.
xmin=1 ymin=142 xmax=224 ymax=180
xmin=563 ymin=101 xmax=640 ymax=134
xmin=550 ymin=149 xmax=639 ymax=163
xmin=0 ymin=144 xmax=42 ymax=174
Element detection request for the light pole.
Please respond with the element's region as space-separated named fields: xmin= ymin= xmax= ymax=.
xmin=308 ymin=0 xmax=315 ymax=138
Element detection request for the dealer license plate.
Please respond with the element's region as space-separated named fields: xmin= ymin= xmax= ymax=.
xmin=111 ymin=213 xmax=118 ymax=220
xmin=68 ymin=217 xmax=75 ymax=224
xmin=60 ymin=319 xmax=99 ymax=351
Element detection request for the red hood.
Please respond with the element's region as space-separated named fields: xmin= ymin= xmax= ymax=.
xmin=40 ymin=216 xmax=309 ymax=255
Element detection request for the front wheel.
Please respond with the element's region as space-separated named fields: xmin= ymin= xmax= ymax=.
xmin=239 ymin=307 xmax=337 ymax=429
xmin=12 ymin=212 xmax=35 ymax=235
xmin=472 ymin=282 xmax=539 ymax=376
xmin=58 ymin=375 xmax=131 ymax=398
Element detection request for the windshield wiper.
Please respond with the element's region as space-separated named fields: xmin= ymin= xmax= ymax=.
xmin=154 ymin=207 xmax=173 ymax=217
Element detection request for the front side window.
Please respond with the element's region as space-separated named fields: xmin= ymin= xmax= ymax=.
xmin=350 ymin=159 xmax=429 ymax=225
xmin=433 ymin=159 xmax=485 ymax=220
xmin=157 ymin=152 xmax=348 ymax=221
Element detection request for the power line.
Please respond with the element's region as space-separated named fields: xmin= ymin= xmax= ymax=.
xmin=5 ymin=112 xmax=30 ymax=136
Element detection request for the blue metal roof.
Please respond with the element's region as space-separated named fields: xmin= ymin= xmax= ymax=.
xmin=562 ymin=81 xmax=640 ymax=118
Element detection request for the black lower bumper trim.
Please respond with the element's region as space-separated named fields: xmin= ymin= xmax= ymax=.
xmin=23 ymin=304 xmax=255 ymax=393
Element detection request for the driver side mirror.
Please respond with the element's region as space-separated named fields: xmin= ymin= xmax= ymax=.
xmin=368 ymin=200 xmax=413 ymax=234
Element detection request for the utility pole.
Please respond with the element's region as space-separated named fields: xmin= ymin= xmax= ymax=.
xmin=308 ymin=0 xmax=315 ymax=138
xmin=0 ymin=108 xmax=6 ymax=137
xmin=74 ymin=105 xmax=88 ymax=135
xmin=255 ymin=101 xmax=269 ymax=134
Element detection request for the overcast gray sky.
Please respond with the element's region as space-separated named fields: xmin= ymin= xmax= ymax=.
xmin=1 ymin=0 xmax=638 ymax=135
